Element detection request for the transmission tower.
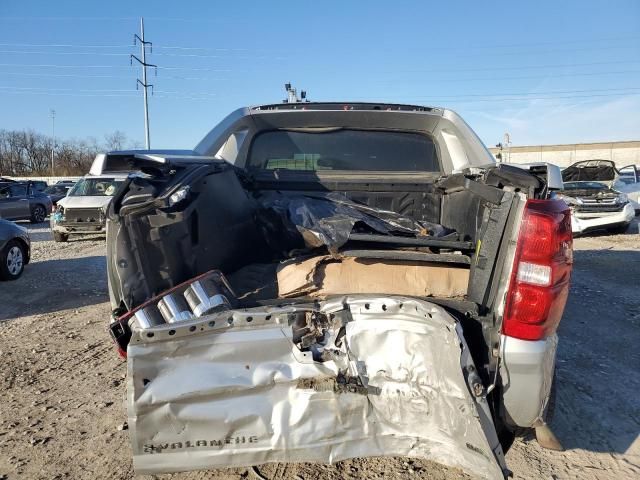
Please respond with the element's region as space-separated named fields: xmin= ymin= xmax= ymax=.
xmin=130 ymin=17 xmax=156 ymax=149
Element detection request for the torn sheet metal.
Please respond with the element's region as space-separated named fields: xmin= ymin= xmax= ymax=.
xmin=277 ymin=255 xmax=470 ymax=298
xmin=127 ymin=296 xmax=506 ymax=479
xmin=258 ymin=191 xmax=451 ymax=252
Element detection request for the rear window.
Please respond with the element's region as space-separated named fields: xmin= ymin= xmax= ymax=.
xmin=247 ymin=130 xmax=440 ymax=172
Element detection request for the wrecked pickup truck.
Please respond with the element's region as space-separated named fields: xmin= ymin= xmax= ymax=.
xmin=105 ymin=103 xmax=572 ymax=479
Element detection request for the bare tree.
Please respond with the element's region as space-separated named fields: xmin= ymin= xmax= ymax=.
xmin=104 ymin=131 xmax=128 ymax=152
xmin=0 ymin=128 xmax=132 ymax=176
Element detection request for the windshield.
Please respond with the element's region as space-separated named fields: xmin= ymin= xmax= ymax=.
xmin=248 ymin=129 xmax=440 ymax=172
xmin=68 ymin=178 xmax=124 ymax=197
xmin=563 ymin=181 xmax=608 ymax=191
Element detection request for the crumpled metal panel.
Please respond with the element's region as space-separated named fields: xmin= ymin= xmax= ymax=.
xmin=127 ymin=296 xmax=505 ymax=479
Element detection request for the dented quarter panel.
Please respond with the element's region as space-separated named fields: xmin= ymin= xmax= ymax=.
xmin=127 ymin=296 xmax=505 ymax=479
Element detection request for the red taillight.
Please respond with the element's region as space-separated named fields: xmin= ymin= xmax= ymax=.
xmin=503 ymin=199 xmax=573 ymax=341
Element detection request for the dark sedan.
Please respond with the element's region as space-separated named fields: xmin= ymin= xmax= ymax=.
xmin=44 ymin=183 xmax=73 ymax=207
xmin=0 ymin=182 xmax=53 ymax=223
xmin=0 ymin=218 xmax=30 ymax=280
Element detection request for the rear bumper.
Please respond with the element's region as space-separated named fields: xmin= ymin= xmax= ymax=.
xmin=126 ymin=296 xmax=508 ymax=478
xmin=499 ymin=334 xmax=557 ymax=428
xmin=571 ymin=203 xmax=635 ymax=233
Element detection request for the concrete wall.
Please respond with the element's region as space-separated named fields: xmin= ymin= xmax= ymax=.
xmin=4 ymin=176 xmax=82 ymax=185
xmin=487 ymin=141 xmax=640 ymax=168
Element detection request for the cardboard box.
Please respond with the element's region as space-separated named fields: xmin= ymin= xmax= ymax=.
xmin=277 ymin=255 xmax=469 ymax=298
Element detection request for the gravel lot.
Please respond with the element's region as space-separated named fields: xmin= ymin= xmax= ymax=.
xmin=0 ymin=221 xmax=639 ymax=480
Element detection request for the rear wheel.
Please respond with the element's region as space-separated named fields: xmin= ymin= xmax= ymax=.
xmin=30 ymin=204 xmax=47 ymax=223
xmin=0 ymin=240 xmax=26 ymax=280
xmin=53 ymin=232 xmax=69 ymax=243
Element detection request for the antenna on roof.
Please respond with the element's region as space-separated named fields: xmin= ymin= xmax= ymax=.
xmin=283 ymin=83 xmax=310 ymax=103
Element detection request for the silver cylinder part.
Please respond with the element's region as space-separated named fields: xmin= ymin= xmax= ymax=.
xmin=134 ymin=305 xmax=166 ymax=329
xmin=157 ymin=293 xmax=194 ymax=323
xmin=184 ymin=279 xmax=231 ymax=317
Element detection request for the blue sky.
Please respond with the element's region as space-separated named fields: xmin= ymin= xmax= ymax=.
xmin=1 ymin=0 xmax=639 ymax=149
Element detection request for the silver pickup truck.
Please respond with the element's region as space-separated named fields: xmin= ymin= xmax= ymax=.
xmin=104 ymin=103 xmax=572 ymax=479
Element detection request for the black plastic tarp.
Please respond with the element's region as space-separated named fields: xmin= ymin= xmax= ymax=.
xmin=258 ymin=191 xmax=451 ymax=253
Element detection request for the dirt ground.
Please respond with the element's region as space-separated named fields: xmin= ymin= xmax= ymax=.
xmin=1 ymin=222 xmax=639 ymax=480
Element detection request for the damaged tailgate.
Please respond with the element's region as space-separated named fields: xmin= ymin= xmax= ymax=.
xmin=126 ymin=295 xmax=507 ymax=479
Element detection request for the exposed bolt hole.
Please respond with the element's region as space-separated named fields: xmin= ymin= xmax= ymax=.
xmin=227 ymin=317 xmax=234 ymax=325
xmin=246 ymin=316 xmax=253 ymax=322
xmin=189 ymin=326 xmax=196 ymax=332
xmin=364 ymin=303 xmax=370 ymax=310
xmin=398 ymin=303 xmax=403 ymax=309
xmin=146 ymin=332 xmax=154 ymax=338
xmin=245 ymin=365 xmax=250 ymax=370
xmin=382 ymin=304 xmax=387 ymax=311
xmin=143 ymin=379 xmax=150 ymax=386
xmin=168 ymin=330 xmax=176 ymax=336
xmin=265 ymin=315 xmax=271 ymax=321
xmin=208 ymin=320 xmax=215 ymax=327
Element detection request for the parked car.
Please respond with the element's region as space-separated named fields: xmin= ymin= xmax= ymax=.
xmin=0 ymin=218 xmax=30 ymax=280
xmin=105 ymin=103 xmax=572 ymax=479
xmin=28 ymin=180 xmax=48 ymax=193
xmin=559 ymin=181 xmax=634 ymax=234
xmin=50 ymin=174 xmax=126 ymax=242
xmin=559 ymin=159 xmax=638 ymax=234
xmin=615 ymin=164 xmax=640 ymax=212
xmin=0 ymin=182 xmax=53 ymax=223
xmin=44 ymin=183 xmax=73 ymax=207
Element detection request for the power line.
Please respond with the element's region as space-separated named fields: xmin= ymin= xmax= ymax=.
xmin=0 ymin=45 xmax=637 ymax=62
xmin=0 ymin=49 xmax=286 ymax=60
xmin=0 ymin=16 xmax=137 ymax=21
xmin=382 ymin=60 xmax=640 ymax=74
xmin=0 ymin=63 xmax=138 ymax=69
xmin=1 ymin=59 xmax=638 ymax=73
xmin=1 ymin=85 xmax=638 ymax=101
xmin=0 ymin=34 xmax=638 ymax=52
xmin=1 ymin=68 xmax=637 ymax=83
xmin=0 ymin=71 xmax=229 ymax=81
xmin=0 ymin=62 xmax=232 ymax=71
xmin=0 ymin=86 xmax=136 ymax=92
xmin=366 ymin=87 xmax=640 ymax=99
xmin=461 ymin=34 xmax=640 ymax=50
xmin=0 ymin=42 xmax=247 ymax=52
xmin=0 ymin=50 xmax=128 ymax=56
xmin=4 ymin=85 xmax=638 ymax=96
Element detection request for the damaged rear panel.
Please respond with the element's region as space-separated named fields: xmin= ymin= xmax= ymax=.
xmin=127 ymin=296 xmax=507 ymax=479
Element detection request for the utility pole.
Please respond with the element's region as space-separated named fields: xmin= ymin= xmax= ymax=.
xmin=131 ymin=18 xmax=156 ymax=149
xmin=50 ymin=109 xmax=56 ymax=176
xmin=503 ymin=132 xmax=512 ymax=163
